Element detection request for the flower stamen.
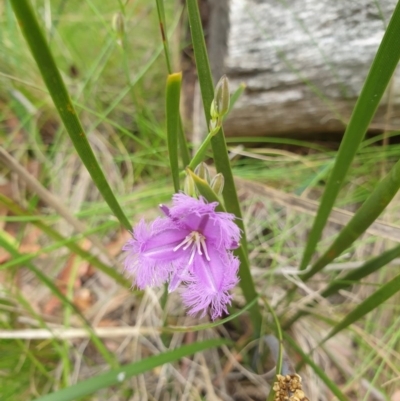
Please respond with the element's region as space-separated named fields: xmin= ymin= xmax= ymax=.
xmin=200 ymin=237 xmax=211 ymax=261
xmin=173 ymin=231 xmax=211 ymax=263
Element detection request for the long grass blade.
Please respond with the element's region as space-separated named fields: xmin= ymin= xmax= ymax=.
xmin=155 ymin=0 xmax=172 ymax=72
xmin=284 ymin=243 xmax=400 ymax=328
xmin=322 ymin=272 xmax=400 ymax=343
xmin=299 ymin=2 xmax=400 ymax=271
xmin=10 ymin=0 xmax=131 ymax=231
xmin=34 ymin=338 xmax=228 ymax=401
xmin=155 ymin=0 xmax=190 ymax=165
xmin=302 ymin=157 xmax=400 ymax=281
xmin=166 ymin=73 xmax=182 ymax=192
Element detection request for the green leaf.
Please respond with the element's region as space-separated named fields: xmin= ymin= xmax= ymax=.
xmin=155 ymin=0 xmax=172 ymax=72
xmin=10 ymin=0 xmax=131 ymax=231
xmin=265 ymin=300 xmax=284 ymax=401
xmin=34 ymin=338 xmax=228 ymax=401
xmin=186 ymin=0 xmax=261 ymax=334
xmin=166 ymin=73 xmax=183 ymax=192
xmin=322 ymin=244 xmax=400 ymax=298
xmin=224 ymin=82 xmax=245 ymax=121
xmin=284 ymin=243 xmax=400 ymax=328
xmin=302 ymin=158 xmax=400 ymax=281
xmin=155 ymin=1 xmax=190 ymax=166
xmin=299 ymin=2 xmax=400 ymax=271
xmin=284 ymin=334 xmax=348 ymax=401
xmin=323 ymin=272 xmax=400 ymax=343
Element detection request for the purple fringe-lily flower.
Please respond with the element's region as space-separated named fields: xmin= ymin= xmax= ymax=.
xmin=123 ymin=193 xmax=241 ymax=320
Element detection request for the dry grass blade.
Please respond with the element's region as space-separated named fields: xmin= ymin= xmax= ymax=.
xmin=234 ymin=175 xmax=400 ymax=242
xmin=0 ymin=146 xmax=111 ymax=259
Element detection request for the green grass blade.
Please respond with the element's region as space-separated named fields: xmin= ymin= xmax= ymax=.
xmin=284 ymin=334 xmax=348 ymax=401
xmin=34 ymin=338 xmax=228 ymax=401
xmin=0 ymin=194 xmax=130 ymax=288
xmin=303 ymin=158 xmax=400 ymax=281
xmin=10 ymin=0 xmax=131 ymax=231
xmin=155 ymin=1 xmax=190 ymax=166
xmin=166 ymin=73 xmax=182 ymax=192
xmin=321 ymin=244 xmax=400 ymax=298
xmin=299 ymin=1 xmax=400 ymax=270
xmin=187 ymin=169 xmax=262 ymax=335
xmin=155 ymin=0 xmax=172 ymax=72
xmin=265 ymin=300 xmax=284 ymax=401
xmin=323 ymin=272 xmax=400 ymax=343
xmin=284 ymin=243 xmax=400 ymax=328
xmin=225 ymin=82 xmax=245 ymax=121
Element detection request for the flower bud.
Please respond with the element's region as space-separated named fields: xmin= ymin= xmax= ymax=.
xmin=210 ymin=173 xmax=224 ymax=196
xmin=183 ymin=173 xmax=196 ymax=197
xmin=194 ymin=162 xmax=211 ymax=183
xmin=214 ymin=75 xmax=230 ymax=118
xmin=210 ymin=100 xmax=218 ymax=120
xmin=209 ymin=118 xmax=218 ymax=133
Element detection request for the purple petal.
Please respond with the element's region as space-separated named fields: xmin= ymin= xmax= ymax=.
xmin=123 ymin=219 xmax=190 ymax=289
xmin=169 ymin=193 xmax=241 ymax=250
xmin=181 ymin=247 xmax=239 ymax=320
xmin=143 ymin=228 xmax=190 ymax=261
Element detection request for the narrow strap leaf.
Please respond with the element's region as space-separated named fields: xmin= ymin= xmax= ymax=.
xmin=10 ymin=0 xmax=131 ymax=231
xmin=322 ymin=244 xmax=400 ymax=298
xmin=300 ymin=1 xmax=400 ymax=270
xmin=283 ymin=243 xmax=400 ymax=328
xmin=322 ymin=272 xmax=400 ymax=343
xmin=33 ymin=338 xmax=229 ymax=401
xmin=155 ymin=0 xmax=172 ymax=72
xmin=155 ymin=1 xmax=190 ymax=165
xmin=166 ymin=73 xmax=183 ymax=192
xmin=303 ymin=157 xmax=400 ymax=281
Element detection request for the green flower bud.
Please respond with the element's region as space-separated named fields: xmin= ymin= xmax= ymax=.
xmin=209 ymin=118 xmax=218 ymax=133
xmin=194 ymin=162 xmax=211 ymax=183
xmin=214 ymin=75 xmax=230 ymax=118
xmin=210 ymin=99 xmax=218 ymax=120
xmin=183 ymin=173 xmax=196 ymax=197
xmin=210 ymin=173 xmax=224 ymax=196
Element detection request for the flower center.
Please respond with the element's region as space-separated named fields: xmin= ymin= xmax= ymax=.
xmin=173 ymin=231 xmax=211 ymax=264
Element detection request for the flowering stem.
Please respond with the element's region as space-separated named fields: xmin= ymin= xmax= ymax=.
xmin=188 ymin=127 xmax=220 ymax=170
xmin=186 ymin=0 xmax=261 ymax=333
xmin=188 ymin=169 xmax=262 ymax=334
xmin=10 ymin=0 xmax=132 ymax=232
